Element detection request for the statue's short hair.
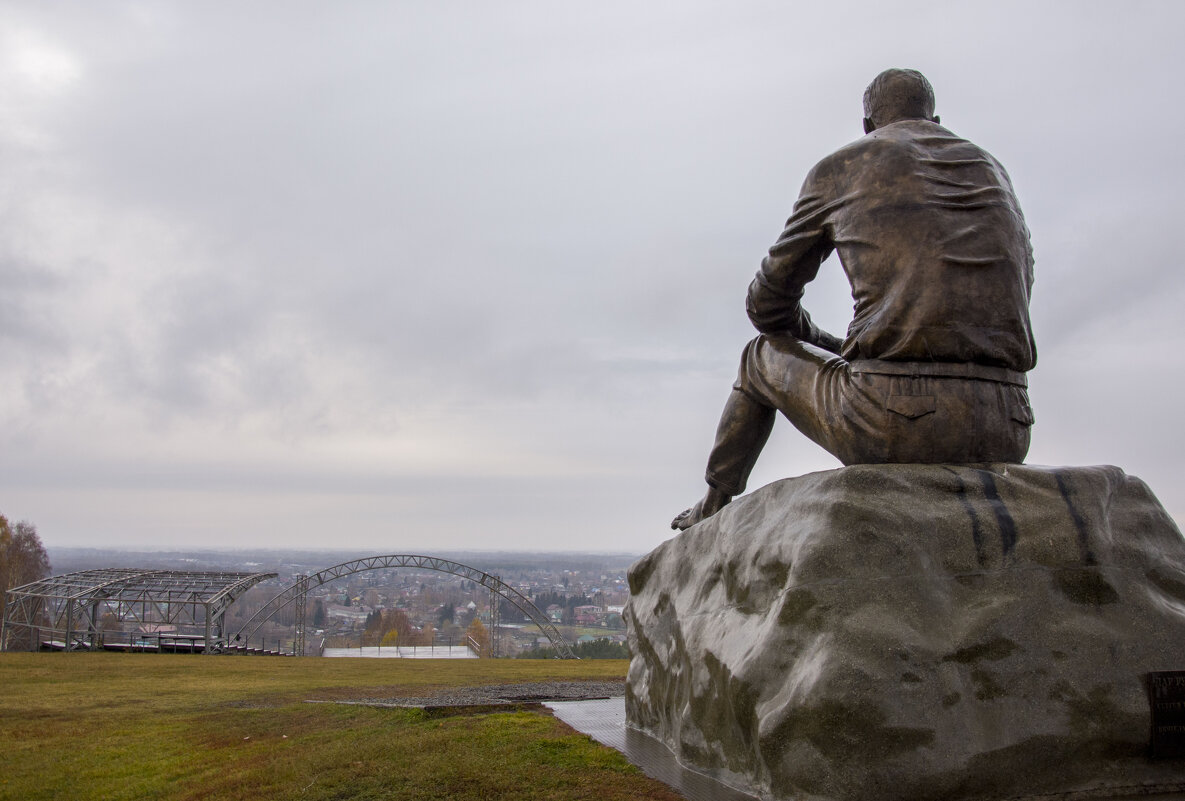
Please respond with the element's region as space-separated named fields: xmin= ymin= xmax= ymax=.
xmin=863 ymin=69 xmax=936 ymax=124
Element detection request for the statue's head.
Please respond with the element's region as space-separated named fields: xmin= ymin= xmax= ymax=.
xmin=863 ymin=69 xmax=939 ymax=134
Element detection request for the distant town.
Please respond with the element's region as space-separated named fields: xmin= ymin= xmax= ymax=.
xmin=47 ymin=547 xmax=641 ymax=658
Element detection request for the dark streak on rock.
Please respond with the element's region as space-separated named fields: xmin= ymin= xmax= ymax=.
xmin=944 ymin=467 xmax=987 ymax=567
xmin=975 ymin=469 xmax=1018 ymax=557
xmin=1054 ymin=469 xmax=1097 ymax=566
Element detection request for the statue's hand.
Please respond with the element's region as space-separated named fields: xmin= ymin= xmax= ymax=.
xmin=814 ymin=330 xmax=844 ymax=355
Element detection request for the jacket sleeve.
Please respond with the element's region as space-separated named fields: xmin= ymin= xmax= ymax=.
xmin=746 ymin=164 xmax=839 ymax=349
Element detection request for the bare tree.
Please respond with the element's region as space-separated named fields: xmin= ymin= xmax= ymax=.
xmin=0 ymin=515 xmax=52 ymax=599
xmin=466 ymin=617 xmax=490 ymax=656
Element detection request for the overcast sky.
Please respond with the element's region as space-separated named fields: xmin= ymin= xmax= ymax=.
xmin=2 ymin=1 xmax=1183 ymax=556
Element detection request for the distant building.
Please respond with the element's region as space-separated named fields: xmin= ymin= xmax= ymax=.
xmin=325 ymin=604 xmax=369 ymax=622
xmin=573 ymin=605 xmax=602 ymax=625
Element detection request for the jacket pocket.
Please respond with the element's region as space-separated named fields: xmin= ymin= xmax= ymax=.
xmin=885 ymin=394 xmax=936 ymax=419
xmin=1006 ymin=385 xmax=1035 ymax=426
xmin=1010 ymin=400 xmax=1035 ymax=426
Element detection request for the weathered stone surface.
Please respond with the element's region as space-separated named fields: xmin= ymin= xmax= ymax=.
xmin=626 ymin=464 xmax=1185 ymax=800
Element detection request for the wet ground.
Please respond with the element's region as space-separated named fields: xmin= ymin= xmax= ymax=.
xmin=546 ymin=697 xmax=761 ymax=801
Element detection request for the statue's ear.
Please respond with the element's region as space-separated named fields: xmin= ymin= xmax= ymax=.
xmin=863 ymin=117 xmax=875 ymax=134
xmin=932 ymin=114 xmax=941 ymax=124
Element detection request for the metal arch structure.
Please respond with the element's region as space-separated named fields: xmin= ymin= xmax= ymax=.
xmin=1 ymin=569 xmax=277 ymax=654
xmin=233 ymin=554 xmax=577 ymax=659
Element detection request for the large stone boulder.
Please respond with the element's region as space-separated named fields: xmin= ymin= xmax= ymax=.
xmin=626 ymin=464 xmax=1185 ymax=800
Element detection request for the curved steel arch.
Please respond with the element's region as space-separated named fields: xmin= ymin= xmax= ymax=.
xmin=232 ymin=554 xmax=576 ymax=659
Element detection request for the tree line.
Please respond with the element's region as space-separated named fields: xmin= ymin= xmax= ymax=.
xmin=530 ymin=591 xmax=595 ymax=625
xmin=0 ymin=514 xmax=51 ymax=599
xmin=516 ymin=638 xmax=628 ymax=660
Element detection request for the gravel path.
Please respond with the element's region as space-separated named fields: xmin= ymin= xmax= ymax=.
xmin=329 ymin=680 xmax=626 ymax=708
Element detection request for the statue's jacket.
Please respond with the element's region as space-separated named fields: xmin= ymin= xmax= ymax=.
xmin=747 ymin=119 xmax=1036 ymax=374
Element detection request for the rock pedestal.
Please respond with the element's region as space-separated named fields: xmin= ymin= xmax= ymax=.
xmin=626 ymin=465 xmax=1185 ymax=800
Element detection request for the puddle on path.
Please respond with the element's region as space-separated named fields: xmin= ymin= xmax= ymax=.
xmin=545 ymin=697 xmax=760 ymax=801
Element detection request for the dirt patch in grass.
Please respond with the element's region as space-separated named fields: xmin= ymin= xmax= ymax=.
xmin=325 ymin=678 xmax=626 ymax=707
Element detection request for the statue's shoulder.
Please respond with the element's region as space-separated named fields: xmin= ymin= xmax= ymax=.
xmin=806 ymin=130 xmax=903 ymax=185
xmin=812 ymin=121 xmax=987 ymax=185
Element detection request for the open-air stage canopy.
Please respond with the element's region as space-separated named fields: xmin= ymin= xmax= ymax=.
xmin=1 ymin=568 xmax=277 ymax=654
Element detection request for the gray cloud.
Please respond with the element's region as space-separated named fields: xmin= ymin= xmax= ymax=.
xmin=2 ymin=1 xmax=1184 ymax=551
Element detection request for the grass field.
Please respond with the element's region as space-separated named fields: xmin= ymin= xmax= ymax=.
xmin=0 ymin=653 xmax=679 ymax=801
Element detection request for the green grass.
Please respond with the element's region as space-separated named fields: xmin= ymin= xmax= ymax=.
xmin=0 ymin=653 xmax=679 ymax=801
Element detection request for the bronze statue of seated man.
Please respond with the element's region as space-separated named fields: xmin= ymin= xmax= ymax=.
xmin=674 ymin=68 xmax=1036 ymax=530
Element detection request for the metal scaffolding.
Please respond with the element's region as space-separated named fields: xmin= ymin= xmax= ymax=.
xmin=233 ymin=554 xmax=577 ymax=658
xmin=489 ymin=576 xmax=501 ymax=658
xmin=1 ymin=569 xmax=277 ymax=654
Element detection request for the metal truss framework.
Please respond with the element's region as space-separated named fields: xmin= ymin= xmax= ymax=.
xmin=1 ymin=569 xmax=277 ymax=654
xmin=233 ymin=554 xmax=577 ymax=659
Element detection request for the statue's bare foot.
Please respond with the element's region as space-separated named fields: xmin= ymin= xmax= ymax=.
xmin=671 ymin=487 xmax=732 ymax=530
